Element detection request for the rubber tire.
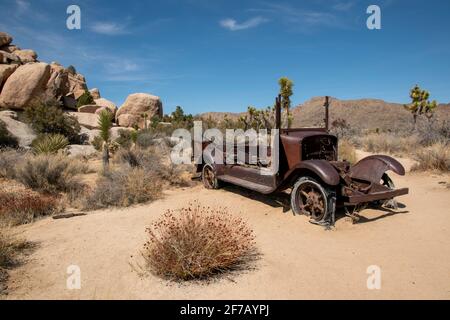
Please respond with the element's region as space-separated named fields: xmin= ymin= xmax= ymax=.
xmin=202 ymin=164 xmax=221 ymax=190
xmin=291 ymin=177 xmax=336 ymax=222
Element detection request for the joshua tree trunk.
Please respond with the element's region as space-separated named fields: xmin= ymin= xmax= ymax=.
xmin=102 ymin=142 xmax=110 ymax=172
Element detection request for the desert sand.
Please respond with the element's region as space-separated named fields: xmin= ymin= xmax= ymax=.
xmin=4 ymin=153 xmax=450 ymax=300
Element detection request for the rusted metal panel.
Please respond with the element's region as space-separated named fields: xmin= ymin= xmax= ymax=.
xmin=284 ymin=160 xmax=341 ymax=186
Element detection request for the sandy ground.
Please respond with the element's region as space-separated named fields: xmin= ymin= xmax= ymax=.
xmin=4 ymin=154 xmax=450 ymax=300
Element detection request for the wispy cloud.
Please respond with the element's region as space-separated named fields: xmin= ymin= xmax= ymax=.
xmin=219 ymin=17 xmax=268 ymax=31
xmin=91 ymin=22 xmax=128 ymax=35
xmin=332 ymin=1 xmax=355 ymax=12
xmin=15 ymin=0 xmax=30 ymax=13
xmin=247 ymin=2 xmax=347 ymax=31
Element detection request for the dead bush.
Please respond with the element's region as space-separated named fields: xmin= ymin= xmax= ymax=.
xmin=0 ymin=149 xmax=25 ymax=179
xmin=82 ymin=167 xmax=162 ymax=210
xmin=338 ymin=139 xmax=357 ymax=164
xmin=115 ymin=148 xmax=192 ymax=187
xmin=143 ymin=201 xmax=257 ymax=280
xmin=0 ymin=189 xmax=60 ymax=226
xmin=412 ymin=142 xmax=449 ymax=172
xmin=15 ymin=154 xmax=87 ymax=194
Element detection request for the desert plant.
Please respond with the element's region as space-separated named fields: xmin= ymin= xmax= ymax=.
xmin=0 ymin=149 xmax=24 ymax=179
xmin=115 ymin=147 xmax=191 ymax=187
xmin=360 ymin=133 xmax=419 ymax=156
xmin=143 ymin=201 xmax=257 ymax=280
xmin=115 ymin=129 xmax=136 ymax=149
xmin=0 ymin=226 xmax=31 ymax=294
xmin=404 ymin=85 xmax=438 ymax=130
xmin=82 ymin=167 xmax=162 ymax=209
xmin=0 ymin=190 xmax=59 ymax=226
xmin=31 ymin=134 xmax=69 ymax=155
xmin=338 ymin=139 xmax=357 ymax=164
xmin=97 ymin=110 xmax=113 ymax=172
xmin=15 ymin=154 xmax=87 ymax=194
xmin=0 ymin=120 xmax=18 ymax=148
xmin=91 ymin=135 xmax=103 ymax=151
xmin=412 ymin=142 xmax=449 ymax=172
xmin=136 ymin=130 xmax=159 ymax=149
xmin=76 ymin=90 xmax=94 ymax=108
xmin=25 ymin=101 xmax=81 ymax=143
xmin=278 ymin=77 xmax=294 ymax=128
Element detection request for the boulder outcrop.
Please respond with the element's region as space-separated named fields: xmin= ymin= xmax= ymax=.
xmin=116 ymin=93 xmax=162 ymax=128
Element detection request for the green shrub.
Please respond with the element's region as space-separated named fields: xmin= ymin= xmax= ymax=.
xmin=0 ymin=120 xmax=18 ymax=148
xmin=76 ymin=90 xmax=94 ymax=109
xmin=15 ymin=154 xmax=87 ymax=194
xmin=143 ymin=201 xmax=257 ymax=280
xmin=31 ymin=134 xmax=69 ymax=155
xmin=25 ymin=101 xmax=81 ymax=143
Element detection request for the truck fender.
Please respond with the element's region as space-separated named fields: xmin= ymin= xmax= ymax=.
xmin=287 ymin=160 xmax=340 ymax=186
xmin=349 ymin=155 xmax=406 ymax=184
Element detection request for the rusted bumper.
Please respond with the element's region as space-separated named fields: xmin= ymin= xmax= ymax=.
xmin=343 ymin=187 xmax=409 ymax=204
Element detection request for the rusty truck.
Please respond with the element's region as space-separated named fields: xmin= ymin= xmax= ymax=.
xmin=196 ymin=96 xmax=409 ymax=226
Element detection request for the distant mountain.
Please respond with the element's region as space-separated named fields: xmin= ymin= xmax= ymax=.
xmin=200 ymin=97 xmax=450 ymax=132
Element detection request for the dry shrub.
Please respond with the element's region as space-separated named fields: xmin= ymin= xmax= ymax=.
xmin=0 ymin=189 xmax=60 ymax=226
xmin=360 ymin=133 xmax=419 ymax=155
xmin=115 ymin=147 xmax=192 ymax=187
xmin=0 ymin=226 xmax=31 ymax=294
xmin=143 ymin=201 xmax=257 ymax=280
xmin=0 ymin=149 xmax=25 ymax=179
xmin=82 ymin=167 xmax=162 ymax=210
xmin=412 ymin=142 xmax=449 ymax=172
xmin=338 ymin=139 xmax=357 ymax=164
xmin=15 ymin=154 xmax=87 ymax=194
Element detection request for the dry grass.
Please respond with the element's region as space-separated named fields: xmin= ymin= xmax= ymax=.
xmin=143 ymin=201 xmax=257 ymax=280
xmin=338 ymin=139 xmax=357 ymax=164
xmin=359 ymin=133 xmax=419 ymax=155
xmin=15 ymin=154 xmax=88 ymax=194
xmin=0 ymin=188 xmax=60 ymax=226
xmin=0 ymin=226 xmax=31 ymax=295
xmin=412 ymin=142 xmax=450 ymax=172
xmin=82 ymin=167 xmax=163 ymax=210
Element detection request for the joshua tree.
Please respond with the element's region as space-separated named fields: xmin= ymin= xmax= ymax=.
xmin=278 ymin=77 xmax=294 ymax=128
xmin=98 ymin=110 xmax=113 ymax=172
xmin=141 ymin=112 xmax=149 ymax=130
xmin=404 ymin=85 xmax=438 ymax=130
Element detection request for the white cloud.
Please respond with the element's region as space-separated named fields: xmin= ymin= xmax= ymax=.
xmin=219 ymin=17 xmax=268 ymax=31
xmin=91 ymin=22 xmax=128 ymax=35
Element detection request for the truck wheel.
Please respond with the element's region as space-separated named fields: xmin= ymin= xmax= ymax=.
xmin=202 ymin=164 xmax=221 ymax=189
xmin=379 ymin=173 xmax=398 ymax=209
xmin=291 ymin=177 xmax=336 ymax=222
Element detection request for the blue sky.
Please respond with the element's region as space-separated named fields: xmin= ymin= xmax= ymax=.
xmin=0 ymin=0 xmax=449 ymax=114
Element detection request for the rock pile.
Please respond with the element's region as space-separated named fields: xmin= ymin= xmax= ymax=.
xmin=0 ymin=31 xmax=164 ymax=145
